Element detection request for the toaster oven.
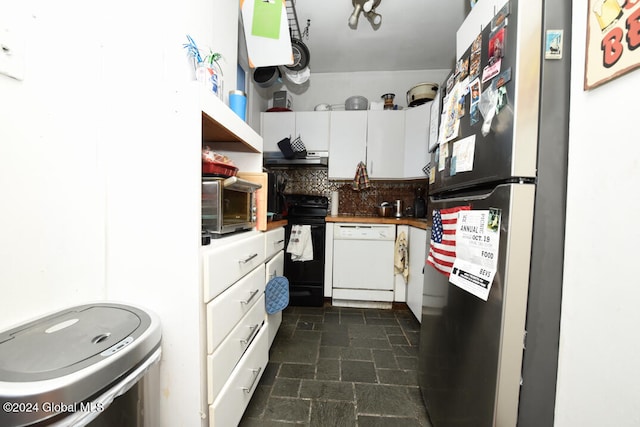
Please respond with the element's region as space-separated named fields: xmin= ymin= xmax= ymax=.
xmin=202 ymin=176 xmax=262 ymax=237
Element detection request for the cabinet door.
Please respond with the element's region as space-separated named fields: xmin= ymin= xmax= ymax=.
xmin=328 ymin=111 xmax=367 ymax=179
xmin=261 ymin=112 xmax=295 ymax=152
xmin=404 ymin=102 xmax=431 ymax=179
xmin=265 ymin=227 xmax=285 ymax=261
xmin=366 ymin=110 xmax=405 ymax=179
xmin=265 ymin=251 xmax=284 ymax=347
xmin=407 ymin=227 xmax=427 ymax=322
xmin=296 ymin=111 xmax=330 ymax=151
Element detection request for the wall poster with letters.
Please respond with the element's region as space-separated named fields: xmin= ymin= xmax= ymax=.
xmin=584 ymin=0 xmax=640 ymax=90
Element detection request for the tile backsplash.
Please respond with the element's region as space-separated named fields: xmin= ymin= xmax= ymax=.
xmin=268 ymin=167 xmax=428 ymax=217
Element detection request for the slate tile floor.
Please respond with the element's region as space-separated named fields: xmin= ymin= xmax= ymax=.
xmin=240 ymin=304 xmax=433 ymax=427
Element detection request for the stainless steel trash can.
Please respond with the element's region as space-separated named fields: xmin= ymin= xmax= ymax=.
xmin=0 ymin=303 xmax=162 ymax=427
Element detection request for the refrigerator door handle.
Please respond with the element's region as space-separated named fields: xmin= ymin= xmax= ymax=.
xmin=430 ymin=186 xmax=498 ymax=204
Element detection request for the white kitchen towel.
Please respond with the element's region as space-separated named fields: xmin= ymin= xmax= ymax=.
xmin=394 ymin=231 xmax=409 ymax=283
xmin=286 ymin=225 xmax=313 ymax=261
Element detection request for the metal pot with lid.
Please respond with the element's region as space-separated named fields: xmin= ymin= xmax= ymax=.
xmin=376 ymin=201 xmax=392 ymax=217
xmin=407 ymin=83 xmax=439 ymax=107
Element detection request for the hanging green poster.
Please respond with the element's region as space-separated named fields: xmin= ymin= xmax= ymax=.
xmin=252 ymin=0 xmax=282 ymax=40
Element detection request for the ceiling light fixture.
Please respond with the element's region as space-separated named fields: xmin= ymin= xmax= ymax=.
xmin=348 ymin=0 xmax=382 ymax=29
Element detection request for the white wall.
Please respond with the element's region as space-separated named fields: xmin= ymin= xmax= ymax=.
xmin=554 ymin=3 xmax=640 ymax=426
xmin=0 ymin=1 xmax=242 ymax=426
xmin=0 ymin=3 xmax=107 ymax=327
xmin=247 ymin=69 xmax=450 ymax=132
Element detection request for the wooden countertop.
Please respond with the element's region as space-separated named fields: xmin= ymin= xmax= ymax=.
xmin=265 ymin=219 xmax=287 ymax=231
xmin=264 ymin=217 xmax=430 ymax=231
xmin=326 ymin=215 xmax=430 ymax=230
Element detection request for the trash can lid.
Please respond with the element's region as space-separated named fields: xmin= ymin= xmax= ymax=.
xmin=0 ymin=303 xmax=161 ymax=425
xmin=0 ymin=305 xmax=141 ymax=376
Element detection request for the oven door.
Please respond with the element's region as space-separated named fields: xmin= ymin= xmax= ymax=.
xmin=219 ymin=187 xmax=254 ymax=233
xmin=284 ymin=217 xmax=326 ymax=307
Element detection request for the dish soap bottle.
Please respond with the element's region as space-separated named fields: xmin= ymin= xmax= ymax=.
xmin=202 ymin=52 xmax=224 ymax=101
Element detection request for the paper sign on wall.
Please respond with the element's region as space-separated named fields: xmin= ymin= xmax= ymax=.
xmin=241 ymin=0 xmax=293 ymax=68
xmin=252 ymin=0 xmax=282 ymax=39
xmin=449 ymin=209 xmax=501 ymax=301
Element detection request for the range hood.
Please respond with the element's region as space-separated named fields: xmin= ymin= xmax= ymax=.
xmin=263 ymin=151 xmax=329 ymax=167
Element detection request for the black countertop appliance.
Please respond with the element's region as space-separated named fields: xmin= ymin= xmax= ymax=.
xmin=414 ymin=187 xmax=426 ymax=218
xmin=267 ymin=172 xmax=286 ymax=219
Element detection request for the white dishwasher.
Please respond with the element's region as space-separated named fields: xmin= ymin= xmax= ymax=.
xmin=332 ymin=223 xmax=396 ymax=308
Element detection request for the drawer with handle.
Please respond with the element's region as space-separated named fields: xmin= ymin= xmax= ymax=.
xmin=265 ymin=226 xmax=285 ymax=261
xmin=208 ymin=294 xmax=266 ymax=404
xmin=206 ymin=264 xmax=266 ymax=354
xmin=209 ymin=325 xmax=268 ymax=427
xmin=203 ymin=232 xmax=265 ymax=303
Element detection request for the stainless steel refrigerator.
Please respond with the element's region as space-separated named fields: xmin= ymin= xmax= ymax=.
xmin=418 ymin=1 xmax=571 ymax=426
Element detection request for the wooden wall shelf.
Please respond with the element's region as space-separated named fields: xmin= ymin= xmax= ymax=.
xmin=201 ymin=88 xmax=262 ymax=154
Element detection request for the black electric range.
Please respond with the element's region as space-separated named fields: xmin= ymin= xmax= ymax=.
xmin=283 ymin=194 xmax=328 ymax=307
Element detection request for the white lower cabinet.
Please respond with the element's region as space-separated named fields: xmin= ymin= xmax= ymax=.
xmin=206 ymin=265 xmax=266 ymax=354
xmin=327 ymin=223 xmax=427 ymax=315
xmin=207 ymin=294 xmax=266 ymax=404
xmin=265 ymin=227 xmax=285 ymax=259
xmin=265 ymin=250 xmax=284 ymax=347
xmin=407 ymin=227 xmax=427 ymax=322
xmin=202 ymin=232 xmax=265 ymax=303
xmin=204 ymin=230 xmax=271 ymax=426
xmin=209 ymin=325 xmax=269 ymax=427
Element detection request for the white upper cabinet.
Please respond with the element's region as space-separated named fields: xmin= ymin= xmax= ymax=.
xmin=295 ymin=111 xmax=330 ymax=151
xmin=261 ymin=111 xmax=330 ymax=152
xmin=366 ymin=110 xmax=405 ymax=179
xmin=261 ymin=112 xmax=295 ymax=152
xmin=328 ymin=111 xmax=368 ymax=179
xmin=261 ymin=108 xmax=432 ymax=180
xmin=403 ymin=102 xmax=432 ymax=179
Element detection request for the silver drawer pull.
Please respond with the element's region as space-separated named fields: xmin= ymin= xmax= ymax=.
xmin=239 ymin=253 xmax=258 ymax=264
xmin=241 ymin=289 xmax=260 ymax=305
xmin=242 ymin=367 xmax=263 ymax=394
xmin=240 ymin=323 xmax=260 ymax=346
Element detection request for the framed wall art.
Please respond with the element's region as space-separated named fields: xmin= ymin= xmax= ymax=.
xmin=584 ymin=0 xmax=640 ymax=90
